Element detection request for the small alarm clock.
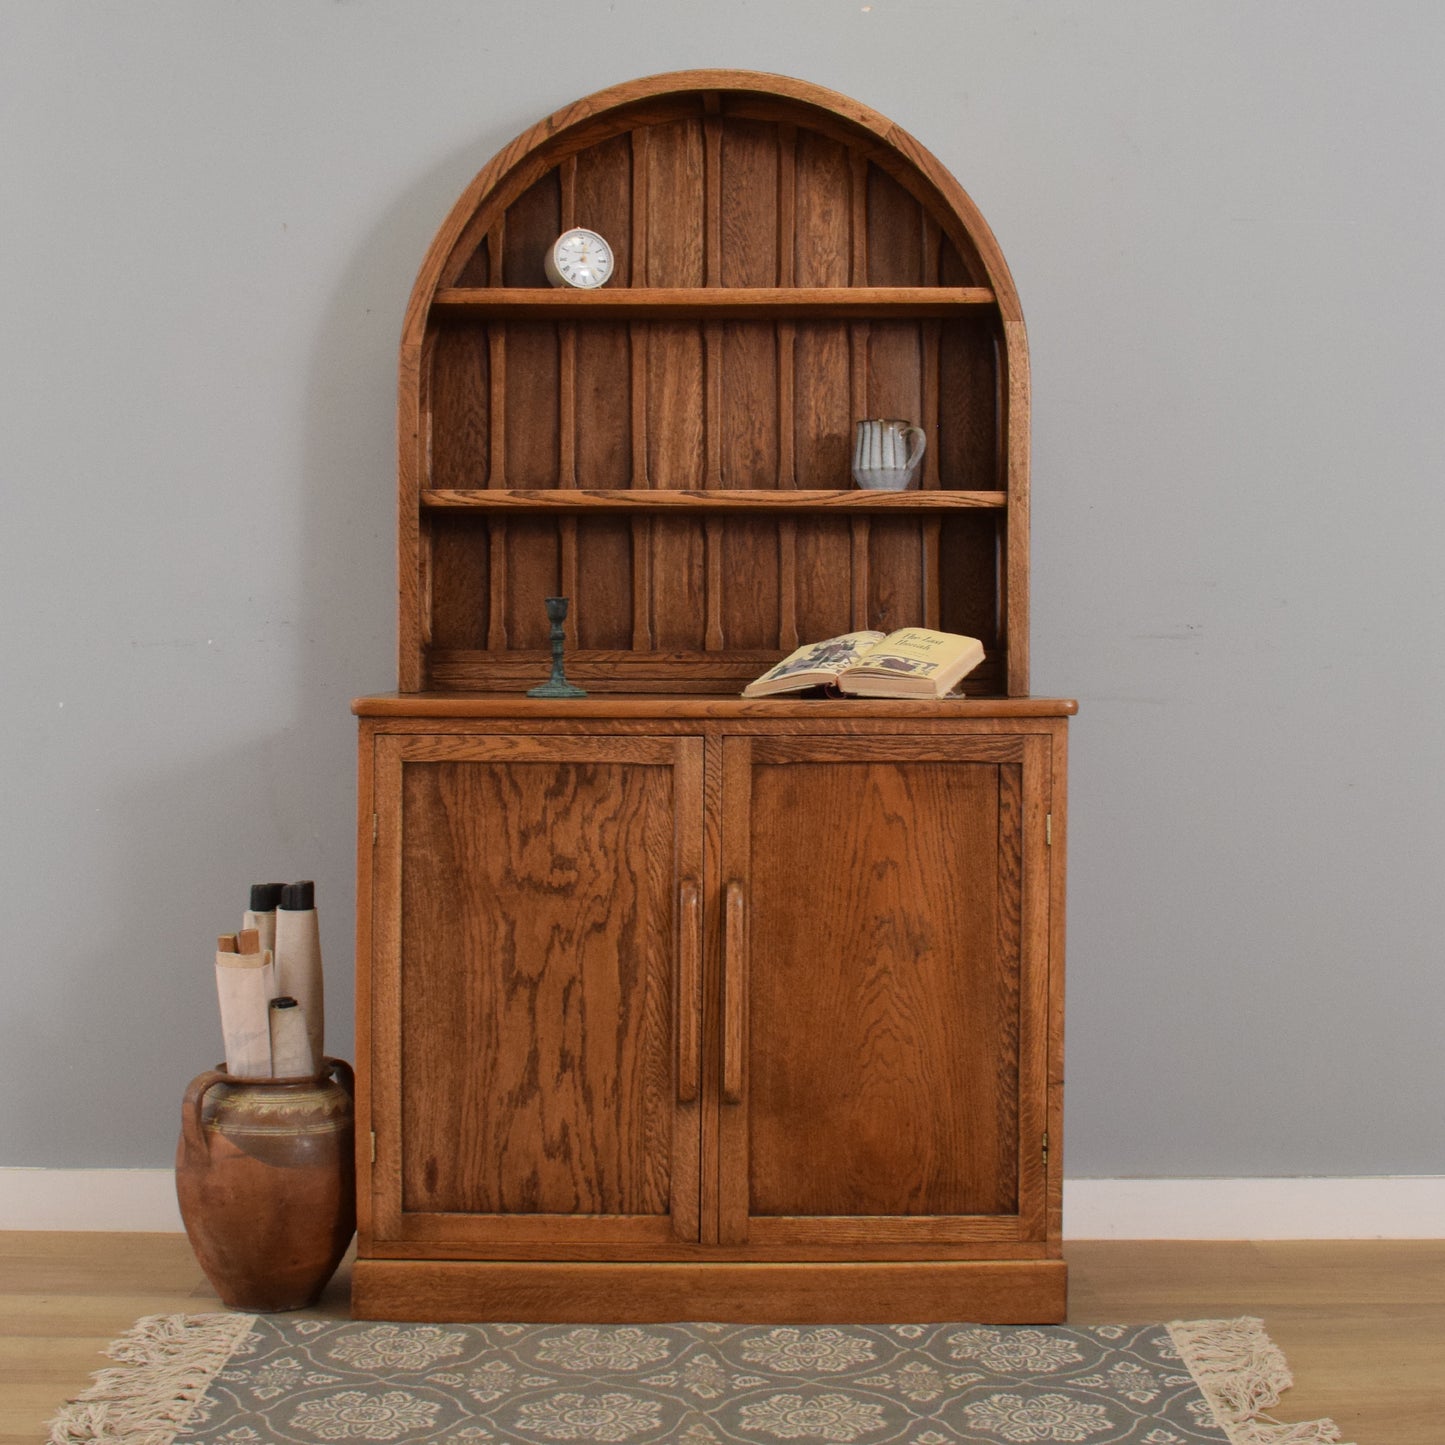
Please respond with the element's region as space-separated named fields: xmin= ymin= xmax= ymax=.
xmin=544 ymin=227 xmax=615 ymax=289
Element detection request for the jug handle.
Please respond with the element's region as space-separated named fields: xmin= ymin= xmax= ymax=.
xmin=323 ymin=1056 xmax=355 ymax=1098
xmin=902 ymin=425 xmax=927 ymax=474
xmin=180 ymin=1069 xmax=231 ymax=1168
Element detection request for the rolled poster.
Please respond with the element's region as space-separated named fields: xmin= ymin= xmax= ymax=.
xmin=242 ymin=881 xmax=283 ymax=960
xmin=274 ymin=881 xmax=323 ymax=1066
xmin=214 ymin=945 xmax=273 ymax=1079
xmin=268 ymin=996 xmax=315 ymax=1077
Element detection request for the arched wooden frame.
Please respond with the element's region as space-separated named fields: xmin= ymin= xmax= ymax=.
xmin=398 ymin=70 xmax=1030 ymax=696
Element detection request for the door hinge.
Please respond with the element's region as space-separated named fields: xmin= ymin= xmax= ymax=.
xmin=1042 ymin=1131 xmax=1050 ymax=1168
xmin=372 ymin=812 xmax=379 ymax=843
xmin=1045 ymin=813 xmax=1053 ymax=846
xmin=370 ymin=1130 xmax=377 ymax=1164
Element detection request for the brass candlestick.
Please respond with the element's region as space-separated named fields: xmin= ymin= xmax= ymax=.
xmin=527 ymin=597 xmax=587 ymax=698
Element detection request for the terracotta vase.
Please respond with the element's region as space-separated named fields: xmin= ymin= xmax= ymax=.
xmin=176 ymin=1057 xmax=356 ymax=1311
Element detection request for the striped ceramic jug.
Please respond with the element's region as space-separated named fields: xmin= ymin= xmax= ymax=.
xmin=852 ymin=418 xmax=927 ymax=491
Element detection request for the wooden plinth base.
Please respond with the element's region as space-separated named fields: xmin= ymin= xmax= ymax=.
xmin=352 ymin=1259 xmax=1067 ymax=1323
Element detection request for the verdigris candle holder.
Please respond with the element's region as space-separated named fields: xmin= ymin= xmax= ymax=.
xmin=528 ymin=596 xmax=587 ymax=698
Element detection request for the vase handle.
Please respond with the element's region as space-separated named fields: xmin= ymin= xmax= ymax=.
xmin=180 ymin=1069 xmax=230 ymax=1168
xmin=323 ymin=1056 xmax=355 ymax=1098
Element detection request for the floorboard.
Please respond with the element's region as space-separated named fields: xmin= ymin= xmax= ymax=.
xmin=3 ymin=1234 xmax=1440 ymax=1445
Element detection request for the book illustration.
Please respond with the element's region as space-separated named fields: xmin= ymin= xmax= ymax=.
xmin=749 ymin=632 xmax=886 ymax=689
xmin=742 ymin=627 xmax=983 ymax=699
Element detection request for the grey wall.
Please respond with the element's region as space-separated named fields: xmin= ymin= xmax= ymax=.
xmin=3 ymin=2 xmax=1442 ymax=1176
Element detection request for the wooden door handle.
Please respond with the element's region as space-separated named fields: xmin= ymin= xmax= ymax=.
xmin=722 ymin=880 xmax=746 ymax=1105
xmin=677 ymin=880 xmax=702 ymax=1103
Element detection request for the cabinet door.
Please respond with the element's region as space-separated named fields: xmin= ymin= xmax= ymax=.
xmin=371 ymin=734 xmax=704 ymax=1250
xmin=717 ymin=734 xmax=1051 ymax=1248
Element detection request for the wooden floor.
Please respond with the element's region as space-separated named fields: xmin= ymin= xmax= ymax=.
xmin=3 ymin=1235 xmax=1441 ymax=1444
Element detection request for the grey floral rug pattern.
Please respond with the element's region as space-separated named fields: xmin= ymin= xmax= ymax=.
xmin=48 ymin=1314 xmax=1349 ymax=1445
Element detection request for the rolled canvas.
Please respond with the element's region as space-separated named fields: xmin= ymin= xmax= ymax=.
xmin=268 ymin=997 xmax=315 ymax=1077
xmin=214 ymin=950 xmax=272 ymax=1078
xmin=274 ymin=891 xmax=323 ymax=1066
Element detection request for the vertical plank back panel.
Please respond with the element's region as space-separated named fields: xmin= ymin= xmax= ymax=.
xmin=940 ymin=514 xmax=1002 ymax=648
xmin=868 ymin=518 xmax=926 ymax=636
xmin=645 ymin=118 xmax=708 ymax=651
xmin=453 ymin=234 xmax=489 ymax=288
xmin=939 ymin=318 xmax=1002 ymax=492
xmin=721 ymin=519 xmax=782 ymax=649
xmin=573 ymin=132 xmax=634 ymax=287
xmin=867 ymin=321 xmax=924 ymax=431
xmin=794 ymin=133 xmax=851 ymax=286
xmin=866 ymin=164 xmax=925 ymax=286
xmin=574 ymin=517 xmax=634 ymax=650
xmin=503 ymin=518 xmax=560 ymax=648
xmin=720 ymin=121 xmax=780 ymax=285
xmin=502 ymin=170 xmax=560 ymax=288
xmin=721 ymin=324 xmax=778 ymax=489
xmin=795 ymin=516 xmax=854 ymax=642
xmin=719 ymin=120 xmax=781 ymax=492
xmin=794 ymin=322 xmax=850 ymax=489
xmin=574 ymin=324 xmax=632 ymax=487
xmin=428 ymin=517 xmax=491 ymax=650
xmin=645 ymin=120 xmax=705 ymax=285
xmin=503 ymin=323 xmax=560 ymax=487
xmin=430 ymin=326 xmax=490 ymax=489
xmin=650 ymin=520 xmax=706 ymax=651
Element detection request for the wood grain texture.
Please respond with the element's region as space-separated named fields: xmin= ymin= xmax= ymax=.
xmin=351 ymin=1258 xmax=1067 ymax=1324
xmin=423 ymin=489 xmax=1007 ymax=511
xmin=397 ymin=337 xmax=424 ymax=690
xmin=646 ymin=119 xmax=705 ymax=287
xmin=573 ymin=324 xmax=632 ymax=488
xmin=572 ymin=131 xmax=633 ymax=290
xmin=740 ymin=750 xmax=1021 ymax=1222
xmin=428 ymin=326 xmax=490 ymax=489
xmin=379 ymin=736 xmax=703 ymax=1245
xmin=427 ymin=515 xmax=491 ymax=652
xmin=432 ymin=286 xmax=997 ymax=317
xmin=399 ymin=758 xmax=671 ymax=1213
xmin=363 ymin=1234 xmax=1049 ymax=1263
xmin=354 ymin=695 xmax=1077 ymax=719
xmin=1002 ymin=316 xmax=1031 ymax=695
xmin=502 ymin=324 xmax=559 ymax=488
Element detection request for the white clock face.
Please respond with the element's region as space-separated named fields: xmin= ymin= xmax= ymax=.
xmin=547 ymin=228 xmax=613 ymax=289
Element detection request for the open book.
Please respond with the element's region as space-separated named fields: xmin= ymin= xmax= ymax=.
xmin=742 ymin=628 xmax=985 ymax=698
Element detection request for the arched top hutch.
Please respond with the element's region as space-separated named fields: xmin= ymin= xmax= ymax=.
xmin=395 ymin=69 xmax=1032 ymax=698
xmin=355 ymin=73 xmax=1070 ymax=1326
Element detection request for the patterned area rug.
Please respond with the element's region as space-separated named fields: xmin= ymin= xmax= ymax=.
xmin=48 ymin=1315 xmax=1348 ymax=1445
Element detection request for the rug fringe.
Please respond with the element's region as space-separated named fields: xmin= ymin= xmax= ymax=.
xmin=46 ymin=1311 xmax=255 ymax=1445
xmin=1167 ymin=1317 xmax=1352 ymax=1445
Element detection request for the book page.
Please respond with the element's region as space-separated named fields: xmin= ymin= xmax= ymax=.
xmin=851 ymin=628 xmax=978 ymax=677
xmin=743 ymin=631 xmax=886 ymax=694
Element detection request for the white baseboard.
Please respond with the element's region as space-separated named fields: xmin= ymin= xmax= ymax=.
xmin=3 ymin=1169 xmax=1441 ymax=1237
xmin=1064 ymin=1176 xmax=1445 ymax=1239
xmin=1 ymin=1168 xmax=184 ymax=1232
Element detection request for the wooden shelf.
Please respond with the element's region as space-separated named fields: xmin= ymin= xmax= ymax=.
xmin=355 ymin=693 xmax=1079 ymax=719
xmin=430 ymin=286 xmax=997 ymax=320
xmin=421 ymin=488 xmax=1008 ymax=512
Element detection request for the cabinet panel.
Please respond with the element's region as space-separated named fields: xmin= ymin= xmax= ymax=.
xmin=371 ymin=735 xmax=703 ymax=1246
xmin=718 ymin=734 xmax=1050 ymax=1247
